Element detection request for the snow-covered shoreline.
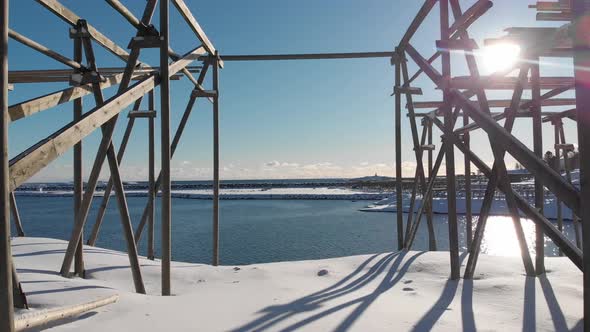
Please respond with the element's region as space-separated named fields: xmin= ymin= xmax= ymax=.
xmin=361 ymin=196 xmax=577 ymax=221
xmin=14 ymin=187 xmax=390 ymax=201
xmin=12 ymin=237 xmax=582 ymax=331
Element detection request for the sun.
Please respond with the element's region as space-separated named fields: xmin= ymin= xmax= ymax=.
xmin=480 ymin=43 xmax=521 ymax=73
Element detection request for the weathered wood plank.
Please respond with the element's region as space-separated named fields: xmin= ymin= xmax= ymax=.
xmin=171 ymin=0 xmax=219 ymax=63
xmin=8 ymin=73 xmax=123 ymax=122
xmin=215 ymin=52 xmax=393 ymax=61
xmin=160 ymin=0 xmax=172 ymax=296
xmin=0 ymin=0 xmax=13 ymax=328
xmin=8 ymin=29 xmax=82 ymax=70
xmin=36 ymin=0 xmax=133 ymax=62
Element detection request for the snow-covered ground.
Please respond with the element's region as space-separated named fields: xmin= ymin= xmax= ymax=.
xmin=12 ymin=237 xmax=582 ymax=331
xmin=15 ymin=188 xmax=388 ymax=201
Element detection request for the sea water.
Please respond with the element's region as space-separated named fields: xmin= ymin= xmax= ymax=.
xmin=13 ymin=196 xmax=578 ymax=265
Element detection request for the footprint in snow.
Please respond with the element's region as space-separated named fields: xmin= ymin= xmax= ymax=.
xmin=317 ymin=269 xmax=329 ymax=277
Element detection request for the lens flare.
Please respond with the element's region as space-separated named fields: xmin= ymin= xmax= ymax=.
xmin=481 ymin=43 xmax=521 ymax=72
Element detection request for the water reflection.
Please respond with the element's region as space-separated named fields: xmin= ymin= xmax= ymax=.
xmin=478 ymin=216 xmax=575 ymax=257
xmin=480 ymin=216 xmax=536 ymax=257
xmin=412 ymin=214 xmax=578 ymax=258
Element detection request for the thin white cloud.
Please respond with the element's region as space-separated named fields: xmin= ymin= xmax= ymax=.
xmin=28 ymin=158 xmax=480 ymax=182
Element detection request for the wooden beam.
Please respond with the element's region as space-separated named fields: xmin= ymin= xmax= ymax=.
xmin=398 ymin=0 xmax=438 ymax=48
xmin=8 ymin=29 xmax=82 ymax=70
xmin=448 ymin=76 xmax=574 ymax=90
xmin=9 ymin=66 xmax=200 ymax=77
xmin=553 ymin=122 xmax=564 ymax=256
xmin=128 ymin=110 xmax=156 ymax=118
xmin=9 ymin=72 xmax=124 ymax=123
xmin=171 ymin=0 xmax=221 ymax=65
xmin=105 ymin=0 xmax=141 ymax=27
xmin=72 ymin=33 xmax=84 ymax=278
xmin=440 ymin=0 xmax=460 ymax=281
xmin=531 ymin=61 xmax=545 ymax=274
xmin=542 ymin=108 xmax=577 ymax=122
xmin=411 ymin=98 xmax=576 ymax=109
xmin=572 ymin=1 xmax=590 ymax=329
xmin=160 ymin=0 xmax=172 ymax=296
xmin=147 ymin=91 xmax=155 ymax=260
xmin=212 ymin=54 xmax=220 ymax=266
xmin=14 ymin=295 xmax=118 ymax=331
xmin=0 ymin=0 xmax=14 ymax=329
xmin=449 ymin=0 xmax=493 ymax=34
xmin=214 ymin=52 xmax=393 ymax=61
xmin=394 ymin=53 xmax=404 ymax=250
xmin=35 ymin=0 xmax=140 ymax=64
xmin=8 ymin=71 xmax=184 ymax=84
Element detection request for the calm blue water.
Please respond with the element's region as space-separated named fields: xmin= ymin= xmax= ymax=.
xmin=12 ymin=196 xmax=578 ymax=265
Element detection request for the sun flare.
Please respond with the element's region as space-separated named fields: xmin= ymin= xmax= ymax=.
xmin=481 ymin=43 xmax=521 ymax=72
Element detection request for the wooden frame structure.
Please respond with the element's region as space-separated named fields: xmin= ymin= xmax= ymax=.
xmin=0 ymin=0 xmax=222 ymax=330
xmin=394 ymin=0 xmax=590 ymax=329
xmin=1 ymin=0 xmax=590 ymax=331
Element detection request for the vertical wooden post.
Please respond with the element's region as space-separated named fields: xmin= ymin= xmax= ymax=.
xmin=559 ymin=125 xmax=581 ymax=249
xmin=401 ymin=60 xmax=436 ymax=250
xmin=394 ymin=50 xmax=404 ymax=250
xmin=463 ymin=114 xmax=472 ymax=247
xmin=212 ymin=55 xmax=220 ymax=266
xmin=148 ymin=90 xmax=155 ymax=260
xmin=9 ymin=193 xmax=23 ymax=237
xmin=440 ymin=0 xmax=459 ymax=280
xmin=572 ymin=1 xmax=590 ymax=328
xmin=160 ymin=0 xmax=172 ymax=296
xmin=0 ymin=0 xmax=14 ymax=329
xmin=404 ymin=124 xmax=428 ymax=242
xmin=427 ymin=119 xmax=434 ymax=234
xmin=73 ymin=35 xmax=84 ymax=277
xmin=553 ymin=121 xmax=563 ymax=256
xmin=531 ymin=60 xmax=545 ymax=274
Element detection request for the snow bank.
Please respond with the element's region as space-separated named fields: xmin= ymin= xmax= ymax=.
xmin=361 ymin=196 xmax=576 ymax=221
xmin=12 ymin=237 xmax=581 ymax=331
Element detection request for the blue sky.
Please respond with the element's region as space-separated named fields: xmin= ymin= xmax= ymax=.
xmin=7 ymin=0 xmax=576 ymax=181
